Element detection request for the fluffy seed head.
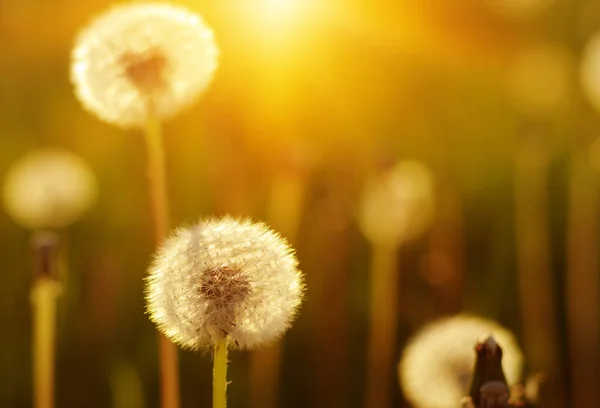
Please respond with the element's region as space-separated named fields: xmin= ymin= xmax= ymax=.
xmin=398 ymin=314 xmax=523 ymax=408
xmin=145 ymin=216 xmax=305 ymax=350
xmin=358 ymin=160 xmax=435 ymax=247
xmin=2 ymin=149 xmax=98 ymax=230
xmin=71 ymin=2 xmax=219 ymax=128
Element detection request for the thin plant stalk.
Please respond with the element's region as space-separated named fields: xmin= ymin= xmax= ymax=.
xmin=514 ymin=136 xmax=564 ymax=407
xmin=143 ymin=103 xmax=180 ymax=408
xmin=213 ymin=337 xmax=229 ymax=408
xmin=428 ymin=179 xmax=464 ymax=312
xmin=365 ymin=243 xmax=399 ymax=408
xmin=110 ymin=361 xmax=145 ymax=408
xmin=249 ymin=170 xmax=306 ymax=408
xmin=566 ymin=146 xmax=600 ymax=407
xmin=30 ymin=232 xmax=61 ymax=408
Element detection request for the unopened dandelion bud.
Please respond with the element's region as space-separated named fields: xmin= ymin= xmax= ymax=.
xmin=3 ymin=149 xmax=97 ymax=230
xmin=31 ymin=231 xmax=61 ymax=280
xmin=145 ymin=216 xmax=305 ymax=350
xmin=358 ymin=160 xmax=435 ymax=247
xmin=398 ymin=314 xmax=523 ymax=408
xmin=71 ymin=2 xmax=219 ymax=128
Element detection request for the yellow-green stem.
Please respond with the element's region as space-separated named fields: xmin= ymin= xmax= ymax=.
xmin=31 ymin=278 xmax=60 ymax=408
xmin=144 ymin=104 xmax=180 ymax=408
xmin=213 ymin=337 xmax=229 ymax=408
xmin=365 ymin=243 xmax=399 ymax=408
xmin=30 ymin=231 xmax=61 ymax=408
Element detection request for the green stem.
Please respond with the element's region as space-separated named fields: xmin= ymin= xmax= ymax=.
xmin=213 ymin=337 xmax=229 ymax=408
xmin=143 ymin=104 xmax=180 ymax=408
xmin=30 ymin=231 xmax=61 ymax=408
xmin=144 ymin=103 xmax=170 ymax=244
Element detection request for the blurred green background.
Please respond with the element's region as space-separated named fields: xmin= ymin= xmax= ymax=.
xmin=1 ymin=0 xmax=600 ymax=407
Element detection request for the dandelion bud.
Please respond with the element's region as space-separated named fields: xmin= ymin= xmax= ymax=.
xmin=145 ymin=216 xmax=305 ymax=350
xmin=398 ymin=314 xmax=523 ymax=408
xmin=3 ymin=149 xmax=98 ymax=230
xmin=71 ymin=2 xmax=219 ymax=128
xmin=358 ymin=160 xmax=435 ymax=247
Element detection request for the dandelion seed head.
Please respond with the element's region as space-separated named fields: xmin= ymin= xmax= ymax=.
xmin=71 ymin=2 xmax=219 ymax=128
xmin=399 ymin=314 xmax=523 ymax=408
xmin=2 ymin=149 xmax=98 ymax=230
xmin=358 ymin=160 xmax=435 ymax=247
xmin=145 ymin=216 xmax=305 ymax=350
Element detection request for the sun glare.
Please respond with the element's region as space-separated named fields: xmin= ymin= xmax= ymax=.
xmin=237 ymin=0 xmax=315 ymax=33
xmin=262 ymin=0 xmax=297 ymax=15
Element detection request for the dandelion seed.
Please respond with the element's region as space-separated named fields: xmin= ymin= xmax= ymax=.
xmin=3 ymin=149 xmax=97 ymax=230
xmin=398 ymin=314 xmax=523 ymax=408
xmin=71 ymin=2 xmax=219 ymax=128
xmin=145 ymin=216 xmax=305 ymax=350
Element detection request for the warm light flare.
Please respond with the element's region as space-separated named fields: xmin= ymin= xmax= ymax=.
xmin=262 ymin=0 xmax=299 ymax=15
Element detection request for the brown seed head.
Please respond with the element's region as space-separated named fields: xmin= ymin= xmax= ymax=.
xmin=199 ymin=266 xmax=252 ymax=306
xmin=120 ymin=48 xmax=169 ymax=96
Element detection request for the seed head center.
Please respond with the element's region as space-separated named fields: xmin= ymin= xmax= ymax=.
xmin=199 ymin=266 xmax=252 ymax=306
xmin=120 ymin=48 xmax=169 ymax=95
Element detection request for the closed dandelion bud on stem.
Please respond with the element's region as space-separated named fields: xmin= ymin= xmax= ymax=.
xmin=145 ymin=216 xmax=305 ymax=350
xmin=71 ymin=2 xmax=219 ymax=128
xmin=399 ymin=314 xmax=523 ymax=408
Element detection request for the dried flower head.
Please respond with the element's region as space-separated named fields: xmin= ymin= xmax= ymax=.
xmin=145 ymin=216 xmax=305 ymax=350
xmin=358 ymin=160 xmax=435 ymax=247
xmin=398 ymin=314 xmax=523 ymax=408
xmin=71 ymin=2 xmax=219 ymax=128
xmin=2 ymin=149 xmax=98 ymax=230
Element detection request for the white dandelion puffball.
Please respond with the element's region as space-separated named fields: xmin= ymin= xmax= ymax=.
xmin=145 ymin=216 xmax=305 ymax=350
xmin=3 ymin=149 xmax=98 ymax=230
xmin=399 ymin=314 xmax=523 ymax=408
xmin=581 ymin=32 xmax=600 ymax=114
xmin=71 ymin=2 xmax=219 ymax=129
xmin=358 ymin=160 xmax=435 ymax=247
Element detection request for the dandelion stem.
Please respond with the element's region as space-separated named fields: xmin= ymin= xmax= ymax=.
xmin=31 ymin=232 xmax=61 ymax=408
xmin=213 ymin=337 xmax=229 ymax=408
xmin=566 ymin=146 xmax=600 ymax=408
xmin=514 ymin=135 xmax=564 ymax=407
xmin=365 ymin=243 xmax=399 ymax=408
xmin=143 ymin=102 xmax=180 ymax=408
